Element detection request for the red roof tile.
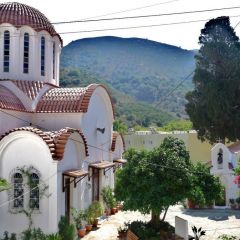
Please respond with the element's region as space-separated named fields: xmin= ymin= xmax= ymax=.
xmin=0 ymin=85 xmax=26 ymax=112
xmin=36 ymin=84 xmax=115 ymax=115
xmin=0 ymin=2 xmax=62 ymax=45
xmin=10 ymin=80 xmax=57 ymax=100
xmin=0 ymin=127 xmax=88 ymax=160
xmin=228 ymin=141 xmax=240 ymax=154
xmin=111 ymin=131 xmax=125 ymax=152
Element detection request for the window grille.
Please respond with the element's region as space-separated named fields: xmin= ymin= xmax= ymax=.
xmin=23 ymin=33 xmax=29 ymax=73
xmin=3 ymin=31 xmax=10 ymax=72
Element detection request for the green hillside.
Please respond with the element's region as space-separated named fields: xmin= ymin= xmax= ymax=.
xmin=60 ymin=36 xmax=196 ymax=126
xmin=60 ymin=68 xmax=174 ymax=127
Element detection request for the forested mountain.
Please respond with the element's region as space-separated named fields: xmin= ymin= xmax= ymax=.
xmin=60 ymin=36 xmax=196 ymax=127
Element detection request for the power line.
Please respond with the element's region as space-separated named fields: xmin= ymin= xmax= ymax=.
xmin=58 ymin=15 xmax=240 ymax=35
xmin=154 ymin=70 xmax=195 ymax=108
xmin=53 ymin=5 xmax=240 ymax=25
xmin=58 ymin=0 xmax=182 ymax=22
xmin=0 ymin=109 xmax=235 ymax=177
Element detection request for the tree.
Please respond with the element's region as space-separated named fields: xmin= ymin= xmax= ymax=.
xmin=188 ymin=162 xmax=223 ymax=206
xmin=115 ymin=136 xmax=192 ymax=226
xmin=0 ymin=178 xmax=11 ymax=192
xmin=186 ymin=16 xmax=240 ymax=143
xmin=113 ymin=119 xmax=128 ymax=134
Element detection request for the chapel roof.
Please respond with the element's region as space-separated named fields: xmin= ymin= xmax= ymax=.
xmin=228 ymin=141 xmax=240 ymax=154
xmin=0 ymin=84 xmax=26 ymax=112
xmin=111 ymin=131 xmax=125 ymax=152
xmin=0 ymin=2 xmax=62 ymax=44
xmin=36 ymin=84 xmax=114 ymax=114
xmin=0 ymin=126 xmax=88 ymax=160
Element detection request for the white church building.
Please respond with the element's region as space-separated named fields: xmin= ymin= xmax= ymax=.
xmin=211 ymin=142 xmax=240 ymax=206
xmin=0 ymin=2 xmax=125 ymax=234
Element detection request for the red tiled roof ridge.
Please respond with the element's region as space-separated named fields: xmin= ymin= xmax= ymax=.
xmin=228 ymin=141 xmax=240 ymax=153
xmin=0 ymin=84 xmax=27 ymax=112
xmin=0 ymin=126 xmax=88 ymax=160
xmin=0 ymin=2 xmax=62 ymax=45
xmin=36 ymin=83 xmax=115 ymax=115
xmin=111 ymin=131 xmax=125 ymax=152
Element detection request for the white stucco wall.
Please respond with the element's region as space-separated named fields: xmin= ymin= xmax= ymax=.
xmin=0 ymin=110 xmax=32 ymax=135
xmin=0 ymin=131 xmax=58 ymax=234
xmin=211 ymin=143 xmax=239 ymax=204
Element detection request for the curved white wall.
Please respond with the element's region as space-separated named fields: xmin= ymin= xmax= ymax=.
xmin=0 ymin=24 xmax=61 ymax=85
xmin=0 ymin=132 xmax=58 ymax=234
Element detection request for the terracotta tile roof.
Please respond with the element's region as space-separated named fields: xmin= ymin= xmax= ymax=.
xmin=0 ymin=127 xmax=88 ymax=160
xmin=10 ymin=80 xmax=57 ymax=100
xmin=36 ymin=84 xmax=115 ymax=115
xmin=111 ymin=131 xmax=125 ymax=152
xmin=0 ymin=2 xmax=62 ymax=45
xmin=0 ymin=84 xmax=26 ymax=112
xmin=228 ymin=141 xmax=240 ymax=154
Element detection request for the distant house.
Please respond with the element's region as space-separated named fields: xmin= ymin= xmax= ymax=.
xmin=0 ymin=2 xmax=125 ymax=234
xmin=211 ymin=142 xmax=240 ymax=206
xmin=124 ymin=130 xmax=213 ymax=164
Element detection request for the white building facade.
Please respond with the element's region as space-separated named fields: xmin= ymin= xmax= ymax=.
xmin=0 ymin=2 xmax=125 ymax=234
xmin=211 ymin=142 xmax=240 ymax=206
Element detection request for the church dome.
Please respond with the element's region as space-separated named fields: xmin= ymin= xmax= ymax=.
xmin=0 ymin=2 xmax=62 ymax=43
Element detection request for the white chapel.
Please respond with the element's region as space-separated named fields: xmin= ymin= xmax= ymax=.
xmin=0 ymin=2 xmax=125 ymax=234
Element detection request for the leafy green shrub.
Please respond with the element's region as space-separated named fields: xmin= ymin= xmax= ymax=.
xmin=101 ymin=186 xmax=116 ymax=209
xmin=128 ymin=221 xmax=157 ymax=240
xmin=20 ymin=228 xmax=46 ymax=240
xmin=58 ymin=216 xmax=75 ymax=240
xmin=218 ymin=235 xmax=238 ymax=240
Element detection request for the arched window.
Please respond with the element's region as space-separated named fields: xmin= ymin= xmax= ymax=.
xmin=40 ymin=37 xmax=45 ymax=76
xmin=217 ymin=148 xmax=223 ymax=169
xmin=53 ymin=42 xmax=55 ymax=79
xmin=3 ymin=30 xmax=10 ymax=72
xmin=29 ymin=173 xmax=39 ymax=210
xmin=23 ymin=33 xmax=29 ymax=73
xmin=13 ymin=172 xmax=24 ymax=209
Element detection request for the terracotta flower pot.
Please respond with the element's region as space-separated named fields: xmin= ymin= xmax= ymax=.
xmin=118 ymin=231 xmax=127 ymax=239
xmin=105 ymin=208 xmax=111 ymax=216
xmin=78 ymin=227 xmax=86 ymax=237
xmin=111 ymin=207 xmax=117 ymax=215
xmin=86 ymin=224 xmax=93 ymax=231
xmin=92 ymin=218 xmax=98 ymax=227
xmin=188 ymin=199 xmax=195 ymax=209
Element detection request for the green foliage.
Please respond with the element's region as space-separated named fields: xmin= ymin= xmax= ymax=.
xmin=61 ymin=37 xmax=195 ymax=117
xmin=101 ymin=186 xmax=116 ymax=209
xmin=0 ymin=232 xmax=17 ymax=240
xmin=113 ymin=120 xmax=128 ymax=134
xmin=159 ymin=120 xmax=193 ymax=131
xmin=218 ymin=235 xmax=239 ymax=240
xmin=60 ymin=67 xmax=174 ymax=128
xmin=58 ymin=216 xmax=75 ymax=240
xmin=189 ymin=226 xmax=206 ymax=240
xmin=115 ymin=137 xmax=192 ymax=222
xmin=0 ymin=179 xmax=11 ymax=192
xmin=189 ymin=162 xmax=223 ymax=206
xmin=86 ymin=201 xmax=104 ymax=223
xmin=71 ymin=208 xmax=86 ymax=229
xmin=186 ymin=16 xmax=240 ymax=143
xmin=20 ymin=228 xmax=46 ymax=240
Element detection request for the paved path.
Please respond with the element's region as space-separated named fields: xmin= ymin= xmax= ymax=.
xmin=82 ymin=205 xmax=240 ymax=240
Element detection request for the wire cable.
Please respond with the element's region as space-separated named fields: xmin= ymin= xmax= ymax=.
xmin=53 ymin=5 xmax=240 ymax=25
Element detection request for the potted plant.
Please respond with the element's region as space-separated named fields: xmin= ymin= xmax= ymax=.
xmin=71 ymin=208 xmax=87 ymax=237
xmin=87 ymin=201 xmax=104 ymax=227
xmin=101 ymin=186 xmax=117 ymax=215
xmin=229 ymin=198 xmax=236 ymax=209
xmin=236 ymin=197 xmax=240 ymax=209
xmin=85 ymin=207 xmax=94 ymax=231
xmin=117 ymin=225 xmax=128 ymax=239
